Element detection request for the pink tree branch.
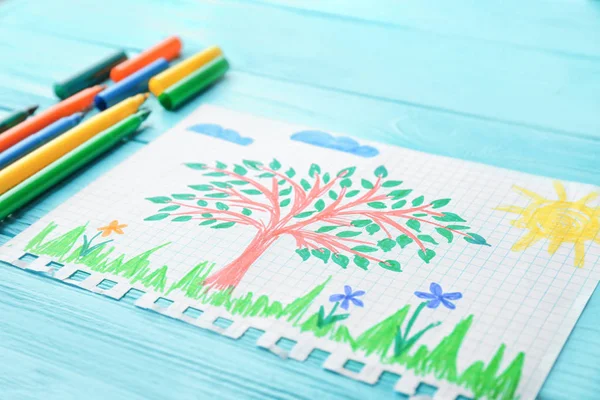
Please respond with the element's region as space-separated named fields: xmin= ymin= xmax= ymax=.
xmin=296 ymin=231 xmax=386 ymax=263
xmin=376 ymin=214 xmax=426 ymax=251
xmin=170 ymin=201 xmax=265 ymax=231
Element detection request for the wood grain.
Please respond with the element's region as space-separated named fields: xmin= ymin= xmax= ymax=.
xmin=0 ymin=0 xmax=598 ymax=399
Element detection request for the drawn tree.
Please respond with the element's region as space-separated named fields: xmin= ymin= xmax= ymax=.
xmin=145 ymin=160 xmax=489 ymax=289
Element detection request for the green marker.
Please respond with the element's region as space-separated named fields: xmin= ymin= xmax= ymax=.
xmin=54 ymin=50 xmax=128 ymax=99
xmin=0 ymin=105 xmax=38 ymax=134
xmin=0 ymin=109 xmax=150 ymax=221
xmin=158 ymin=56 xmax=229 ymax=111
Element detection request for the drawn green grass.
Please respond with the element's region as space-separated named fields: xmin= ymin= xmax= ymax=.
xmin=25 ymin=222 xmax=524 ymax=400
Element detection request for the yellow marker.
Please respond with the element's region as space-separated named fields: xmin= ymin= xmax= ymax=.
xmin=0 ymin=94 xmax=148 ymax=195
xmin=149 ymin=46 xmax=223 ymax=96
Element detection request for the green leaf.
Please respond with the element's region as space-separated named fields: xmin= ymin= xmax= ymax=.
xmin=315 ymin=199 xmax=326 ymax=211
xmin=206 ymin=193 xmax=229 ymax=198
xmin=285 ymin=168 xmax=296 ymax=178
xmin=332 ymin=253 xmax=349 ymax=268
xmin=146 ymin=196 xmax=171 ymax=204
xmin=434 ymin=212 xmax=466 ymax=222
xmin=204 ymin=172 xmax=227 ymax=177
xmin=392 ymin=200 xmax=407 ymax=209
xmin=172 ymin=194 xmax=195 ymax=200
xmin=242 ymin=208 xmax=252 ymax=216
xmin=212 ymin=222 xmax=236 ymax=229
xmin=464 ymin=233 xmax=491 ymax=246
xmin=211 ymin=181 xmax=231 ymax=189
xmin=378 ymin=238 xmax=396 ymax=252
xmin=189 ymin=185 xmax=213 ymax=191
xmin=201 ymin=213 xmax=213 ymax=218
xmin=229 ymin=180 xmax=248 ymax=185
xmin=296 ymin=248 xmax=310 ymax=261
xmin=233 ymin=164 xmax=247 ymax=176
xmin=337 ymin=166 xmax=356 ymax=178
xmin=316 ymin=226 xmax=338 ymax=233
xmin=173 ymin=216 xmax=192 ymax=222
xmin=300 ymin=179 xmax=311 ymax=191
xmin=382 ymin=180 xmax=402 ymax=188
xmin=322 ymin=172 xmax=331 ymax=184
xmin=337 ymin=231 xmax=362 ymax=238
xmin=216 ymin=202 xmax=229 ymax=211
xmin=353 ymin=255 xmax=369 ymax=270
xmin=340 ymin=178 xmax=352 ymax=188
xmin=389 ymin=189 xmax=412 ymax=199
xmin=418 ymin=234 xmax=438 ymax=245
xmin=431 ymin=198 xmax=451 ymax=208
xmin=199 ymin=219 xmax=217 ymax=225
xmin=435 ymin=228 xmax=453 ymax=243
xmin=269 ymin=159 xmax=282 ymax=170
xmin=379 ymin=260 xmax=402 ymax=272
xmin=241 ymin=189 xmax=262 ymax=195
xmin=446 ymin=225 xmax=470 ymax=230
xmin=413 ymin=213 xmax=427 ymax=217
xmin=361 ymin=179 xmax=374 ymax=189
xmin=197 ymin=200 xmax=208 ymax=206
xmin=145 ymin=213 xmax=170 ymax=221
xmin=352 ymin=245 xmax=378 ymax=253
xmin=366 ymin=224 xmax=381 ymax=235
xmin=294 ymin=211 xmax=315 ymax=218
xmin=160 ymin=205 xmax=180 ymax=212
xmin=346 ymin=190 xmax=360 ymax=197
xmin=406 ymin=219 xmax=421 ymax=232
xmin=279 ymin=187 xmax=292 ymax=196
xmin=185 ymin=163 xmax=206 ymax=170
xmin=309 ymin=163 xmax=321 ymax=177
xmin=396 ymin=235 xmax=413 ymax=248
xmin=243 ymin=160 xmax=262 ymax=170
xmin=216 ymin=161 xmax=227 ymax=169
xmin=367 ymin=202 xmax=386 ymax=209
xmin=418 ymin=249 xmax=436 ymax=263
xmin=329 ymin=190 xmax=338 ymax=200
xmin=280 ymin=198 xmax=291 ymax=207
xmin=311 ymin=248 xmax=331 ymax=263
xmin=351 ymin=219 xmax=372 ymax=228
xmin=412 ymin=196 xmax=424 ymax=206
xmin=258 ymin=172 xmax=275 ymax=178
xmin=374 ymin=165 xmax=388 ymax=178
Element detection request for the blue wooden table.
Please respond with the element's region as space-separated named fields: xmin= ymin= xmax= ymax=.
xmin=1 ymin=0 xmax=599 ymax=398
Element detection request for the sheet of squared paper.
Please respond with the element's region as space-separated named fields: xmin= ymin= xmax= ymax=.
xmin=2 ymin=105 xmax=598 ymax=400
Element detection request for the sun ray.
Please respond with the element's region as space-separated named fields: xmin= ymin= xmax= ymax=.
xmin=512 ymin=185 xmax=546 ymax=203
xmin=576 ymin=192 xmax=599 ymax=206
xmin=547 ymin=238 xmax=562 ymax=255
xmin=553 ymin=181 xmax=567 ymax=201
xmin=574 ymin=242 xmax=585 ymax=268
xmin=512 ymin=231 xmax=542 ymax=252
xmin=495 ymin=205 xmax=526 ymax=214
xmin=498 ymin=181 xmax=600 ymax=268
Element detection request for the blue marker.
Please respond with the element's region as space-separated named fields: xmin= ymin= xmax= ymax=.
xmin=95 ymin=58 xmax=169 ymax=110
xmin=0 ymin=112 xmax=84 ymax=170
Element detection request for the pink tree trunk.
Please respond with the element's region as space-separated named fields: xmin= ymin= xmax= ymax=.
xmin=203 ymin=233 xmax=276 ymax=290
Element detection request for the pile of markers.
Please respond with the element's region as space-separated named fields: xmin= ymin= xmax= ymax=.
xmin=0 ymin=36 xmax=229 ymax=220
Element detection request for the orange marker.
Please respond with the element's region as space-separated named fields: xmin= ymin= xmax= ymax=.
xmin=0 ymin=85 xmax=104 ymax=153
xmin=110 ymin=36 xmax=182 ymax=82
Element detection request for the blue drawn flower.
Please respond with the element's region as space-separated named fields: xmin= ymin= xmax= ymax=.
xmin=414 ymin=282 xmax=462 ymax=310
xmin=329 ymin=285 xmax=365 ymax=310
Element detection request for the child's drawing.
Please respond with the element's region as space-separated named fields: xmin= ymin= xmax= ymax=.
xmin=145 ymin=160 xmax=490 ymax=289
xmin=497 ymin=181 xmax=600 ymax=267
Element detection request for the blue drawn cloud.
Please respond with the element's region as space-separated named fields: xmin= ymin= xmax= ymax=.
xmin=187 ymin=124 xmax=254 ymax=146
xmin=290 ymin=130 xmax=379 ymax=158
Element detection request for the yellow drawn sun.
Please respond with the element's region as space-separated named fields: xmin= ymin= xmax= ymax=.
xmin=497 ymin=181 xmax=600 ymax=268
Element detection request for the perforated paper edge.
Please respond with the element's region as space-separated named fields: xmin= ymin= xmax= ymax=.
xmin=0 ymin=247 xmax=474 ymax=400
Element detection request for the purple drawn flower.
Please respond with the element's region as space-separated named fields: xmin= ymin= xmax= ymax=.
xmin=414 ymin=282 xmax=462 ymax=310
xmin=329 ymin=285 xmax=365 ymax=310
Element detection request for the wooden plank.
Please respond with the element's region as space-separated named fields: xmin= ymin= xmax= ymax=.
xmin=3 ymin=0 xmax=599 ymax=137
